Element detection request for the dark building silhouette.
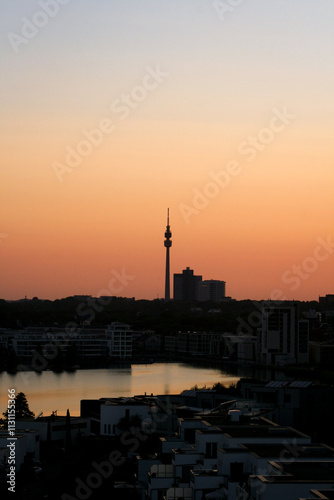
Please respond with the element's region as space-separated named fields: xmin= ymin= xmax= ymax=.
xmin=259 ymin=302 xmax=309 ymax=365
xmin=198 ymin=280 xmax=226 ymax=302
xmin=164 ymin=209 xmax=172 ymax=301
xmin=319 ymin=294 xmax=334 ymax=304
xmin=173 ymin=267 xmax=202 ymax=301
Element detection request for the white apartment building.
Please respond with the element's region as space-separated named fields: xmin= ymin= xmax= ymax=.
xmin=143 ymin=399 xmax=334 ymax=500
xmin=100 ymin=397 xmax=153 ymax=436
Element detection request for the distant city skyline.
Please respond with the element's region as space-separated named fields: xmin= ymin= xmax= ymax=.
xmin=1 ymin=1 xmax=333 ymax=301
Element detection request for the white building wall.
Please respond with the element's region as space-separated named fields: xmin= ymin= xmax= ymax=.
xmin=195 ymin=431 xmax=225 ymax=455
xmin=179 ymin=419 xmax=208 ymax=442
xmin=15 ymin=418 xmax=90 ymax=442
xmin=100 ymin=404 xmax=150 ymax=436
xmin=217 ymin=449 xmax=251 ymax=476
xmin=0 ymin=432 xmax=39 ymax=471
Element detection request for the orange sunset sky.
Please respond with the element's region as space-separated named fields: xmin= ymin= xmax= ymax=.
xmin=1 ymin=1 xmax=333 ymax=302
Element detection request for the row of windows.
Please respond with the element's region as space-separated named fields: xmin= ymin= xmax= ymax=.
xmin=103 ymin=424 xmax=117 ymax=434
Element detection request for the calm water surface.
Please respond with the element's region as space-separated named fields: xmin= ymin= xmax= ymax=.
xmin=0 ymin=363 xmax=241 ymax=416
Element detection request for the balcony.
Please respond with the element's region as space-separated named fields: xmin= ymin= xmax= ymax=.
xmin=164 ymin=487 xmax=192 ymax=500
xmin=160 ymin=437 xmax=185 ymax=454
xmin=172 ymin=448 xmax=203 ymax=466
xmin=148 ymin=464 xmax=180 ymax=492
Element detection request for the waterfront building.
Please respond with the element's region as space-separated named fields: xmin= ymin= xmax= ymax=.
xmin=106 ymin=321 xmax=133 ymax=359
xmin=164 ymin=331 xmax=228 ymax=357
xmin=3 ymin=321 xmax=133 ymax=363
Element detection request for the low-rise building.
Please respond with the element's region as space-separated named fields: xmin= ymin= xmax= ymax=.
xmin=15 ymin=415 xmax=90 ymax=446
xmin=237 ymin=461 xmax=334 ymax=500
xmin=0 ymin=429 xmax=40 ymax=471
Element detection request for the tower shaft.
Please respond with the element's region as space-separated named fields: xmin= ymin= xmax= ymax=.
xmin=164 ymin=208 xmax=172 ymax=301
xmin=165 ymin=246 xmax=170 ymax=300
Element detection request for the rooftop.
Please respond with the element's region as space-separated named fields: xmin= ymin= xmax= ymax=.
xmin=306 ymin=491 xmax=334 ymax=500
xmin=266 ymin=460 xmax=334 ymax=481
xmin=101 ymin=396 xmax=152 ymax=406
xmin=223 ymin=425 xmax=309 ymax=439
xmin=220 ymin=443 xmax=334 ymax=459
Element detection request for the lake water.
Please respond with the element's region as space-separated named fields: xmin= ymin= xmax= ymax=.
xmin=0 ymin=363 xmax=242 ymax=416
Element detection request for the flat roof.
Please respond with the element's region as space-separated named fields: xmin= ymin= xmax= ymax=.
xmin=308 ymin=491 xmax=334 ymax=500
xmin=269 ymin=460 xmax=334 ymax=480
xmin=254 ymin=476 xmax=334 ymax=485
xmin=223 ymin=426 xmax=309 ymax=439
xmin=220 ymin=443 xmax=334 ymax=459
xmin=16 ymin=416 xmax=86 ymax=422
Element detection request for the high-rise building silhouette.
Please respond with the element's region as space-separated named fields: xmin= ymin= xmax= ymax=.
xmin=164 ymin=208 xmax=172 ymax=300
xmin=174 ymin=269 xmax=227 ymax=302
xmin=198 ymin=280 xmax=226 ymax=302
xmin=173 ymin=267 xmax=202 ymax=302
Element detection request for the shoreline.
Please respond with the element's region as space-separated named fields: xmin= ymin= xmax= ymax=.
xmin=2 ymin=355 xmax=334 ymax=384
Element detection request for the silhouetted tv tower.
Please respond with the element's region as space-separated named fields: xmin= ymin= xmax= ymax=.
xmin=164 ymin=208 xmax=172 ymax=300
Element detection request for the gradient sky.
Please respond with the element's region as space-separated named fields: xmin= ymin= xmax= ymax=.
xmin=1 ymin=0 xmax=333 ymax=302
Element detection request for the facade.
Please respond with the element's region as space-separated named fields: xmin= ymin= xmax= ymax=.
xmin=15 ymin=415 xmax=90 ymax=445
xmin=0 ymin=429 xmax=40 ymax=471
xmin=100 ymin=399 xmax=152 ymax=436
xmin=164 ymin=331 xmax=228 ymax=357
xmin=240 ymin=380 xmax=334 ymax=443
xmin=309 ymin=342 xmax=334 ymax=364
xmin=81 ymin=396 xmax=157 ymax=436
xmin=106 ymin=322 xmax=133 ymax=359
xmin=198 ymin=280 xmax=226 ymax=302
xmin=3 ymin=321 xmax=133 ymax=363
xmin=259 ymin=302 xmax=309 ymax=365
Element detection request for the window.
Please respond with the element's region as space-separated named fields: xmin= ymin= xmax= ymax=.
xmin=230 ymin=461 xmax=244 ymax=481
xmin=184 ymin=428 xmax=195 ymax=443
xmin=205 ymin=442 xmax=217 ymax=458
